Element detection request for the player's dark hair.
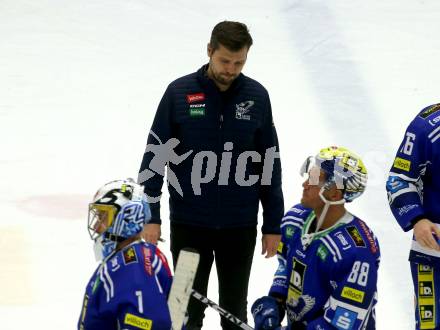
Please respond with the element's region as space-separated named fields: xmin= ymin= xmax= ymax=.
xmin=209 ymin=21 xmax=253 ymax=52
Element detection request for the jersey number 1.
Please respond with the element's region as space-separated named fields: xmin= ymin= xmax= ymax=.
xmin=136 ymin=291 xmax=144 ymax=313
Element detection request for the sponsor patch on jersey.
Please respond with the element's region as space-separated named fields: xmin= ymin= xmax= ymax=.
xmin=189 ymin=103 xmax=206 ymax=117
xmin=277 ymin=241 xmax=284 ymax=254
xmin=341 ymin=286 xmax=365 ymax=303
xmin=393 ymin=157 xmax=411 ymax=172
xmin=358 ymin=220 xmax=378 ymax=254
xmin=317 ymin=244 xmax=329 ymax=261
xmin=142 ymin=246 xmax=153 ymax=276
xmin=419 ymin=104 xmax=440 ymax=119
xmin=429 ymin=114 xmax=440 ymax=127
xmin=335 ymin=231 xmax=351 ymax=250
xmin=386 ymin=176 xmax=409 ymax=193
xmin=346 ymin=226 xmax=366 ymax=248
xmin=419 ymin=281 xmax=434 ymax=297
xmin=331 ymin=306 xmax=357 ymax=330
xmin=419 ymin=264 xmax=433 ymax=274
xmin=420 ymin=304 xmax=435 ymax=326
xmin=124 ymin=313 xmax=153 ymax=330
xmin=398 ymin=204 xmax=418 ymax=216
xmin=288 ymin=258 xmax=306 ymax=300
xmin=123 ymin=246 xmax=138 ymax=265
xmin=418 ymin=265 xmax=436 ymax=328
xmin=186 ymin=93 xmax=205 ymax=103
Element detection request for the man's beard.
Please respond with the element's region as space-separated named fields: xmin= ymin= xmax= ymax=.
xmin=212 ymin=71 xmax=235 ymax=86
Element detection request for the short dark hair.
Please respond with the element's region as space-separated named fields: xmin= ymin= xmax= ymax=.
xmin=209 ymin=21 xmax=253 ymax=52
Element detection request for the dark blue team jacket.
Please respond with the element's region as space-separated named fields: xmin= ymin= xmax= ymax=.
xmin=139 ymin=65 xmax=284 ymax=234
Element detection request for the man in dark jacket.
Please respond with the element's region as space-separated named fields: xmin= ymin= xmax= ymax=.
xmin=138 ymin=21 xmax=284 ymax=330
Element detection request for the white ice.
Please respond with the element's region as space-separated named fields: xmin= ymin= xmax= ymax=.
xmin=1 ymin=0 xmax=440 ymax=328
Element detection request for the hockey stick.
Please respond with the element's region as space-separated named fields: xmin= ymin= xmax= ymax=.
xmin=191 ymin=289 xmax=254 ymax=330
xmin=168 ymin=249 xmax=200 ymax=330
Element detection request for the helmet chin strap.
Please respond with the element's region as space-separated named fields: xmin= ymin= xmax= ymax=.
xmin=301 ymin=187 xmax=346 ymax=249
xmin=315 ymin=187 xmax=345 ymax=234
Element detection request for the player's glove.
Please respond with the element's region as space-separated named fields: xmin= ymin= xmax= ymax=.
xmin=251 ymin=296 xmax=283 ymax=330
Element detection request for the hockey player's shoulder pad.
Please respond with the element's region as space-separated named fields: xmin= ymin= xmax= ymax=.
xmin=280 ymin=204 xmax=312 ymax=244
xmin=333 ymin=217 xmax=380 ymax=262
xmin=281 ymin=204 xmax=312 ymax=226
xmin=417 ymin=103 xmax=440 ymax=123
xmin=408 ymin=103 xmax=440 ymax=138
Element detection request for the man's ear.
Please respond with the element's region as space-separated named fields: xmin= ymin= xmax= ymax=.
xmin=207 ymin=43 xmax=213 ymax=57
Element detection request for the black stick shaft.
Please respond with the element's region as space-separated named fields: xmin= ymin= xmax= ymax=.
xmin=191 ymin=289 xmax=254 ymax=330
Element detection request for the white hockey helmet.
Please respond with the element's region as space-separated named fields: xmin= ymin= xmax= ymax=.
xmin=88 ymin=178 xmax=151 ymax=260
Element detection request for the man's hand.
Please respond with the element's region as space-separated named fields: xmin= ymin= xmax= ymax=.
xmin=261 ymin=234 xmax=281 ymax=258
xmin=414 ymin=218 xmax=440 ymax=251
xmin=141 ymin=223 xmax=161 ymax=245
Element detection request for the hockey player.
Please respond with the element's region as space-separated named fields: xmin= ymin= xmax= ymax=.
xmin=78 ymin=179 xmax=174 ymax=330
xmin=386 ymin=103 xmax=440 ymax=329
xmin=252 ymin=146 xmax=380 ymax=329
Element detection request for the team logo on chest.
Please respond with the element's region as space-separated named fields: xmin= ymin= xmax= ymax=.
xmin=235 ymin=100 xmax=254 ymax=120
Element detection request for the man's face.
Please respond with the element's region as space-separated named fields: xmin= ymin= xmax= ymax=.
xmin=300 ymin=167 xmax=327 ymax=209
xmin=93 ymin=210 xmax=109 ymax=234
xmin=207 ymin=43 xmax=248 ymax=90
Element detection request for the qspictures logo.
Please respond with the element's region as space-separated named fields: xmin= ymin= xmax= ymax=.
xmin=138 ymin=130 xmax=280 ymax=202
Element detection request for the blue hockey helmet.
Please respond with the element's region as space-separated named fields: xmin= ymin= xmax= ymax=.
xmin=88 ymin=178 xmax=151 ymax=260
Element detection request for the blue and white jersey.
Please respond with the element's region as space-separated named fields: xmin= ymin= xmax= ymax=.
xmin=78 ymin=241 xmax=173 ymax=330
xmin=269 ymin=204 xmax=380 ymax=330
xmin=386 ymin=103 xmax=440 ymax=232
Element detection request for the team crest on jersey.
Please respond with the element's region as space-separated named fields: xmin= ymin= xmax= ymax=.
xmin=123 ymin=246 xmax=138 ymax=265
xmin=346 ymin=226 xmax=366 ymax=248
xmin=235 ymin=100 xmax=254 ymax=120
xmin=286 ymin=295 xmax=315 ymax=322
xmin=419 ymin=104 xmax=440 ymax=119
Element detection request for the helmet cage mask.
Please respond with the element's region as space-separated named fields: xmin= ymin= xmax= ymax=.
xmin=88 ymin=179 xmax=151 ymax=260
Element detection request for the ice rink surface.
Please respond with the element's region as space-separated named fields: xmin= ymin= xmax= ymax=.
xmin=1 ymin=0 xmax=440 ymax=328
